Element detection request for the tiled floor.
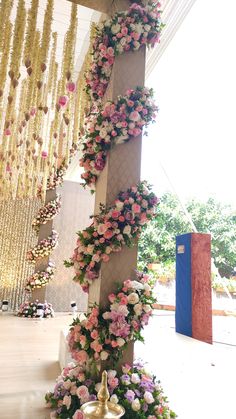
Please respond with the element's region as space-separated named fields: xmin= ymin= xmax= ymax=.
xmin=1 ymin=311 xmax=236 ymax=419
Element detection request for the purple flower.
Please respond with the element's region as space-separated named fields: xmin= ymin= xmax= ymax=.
xmin=143 ymin=403 xmax=148 ymax=412
xmin=109 ymin=314 xmax=130 ymax=338
xmin=125 ymin=389 xmax=135 ymax=402
xmin=89 ymin=394 xmax=97 ymax=401
xmin=121 ymin=374 xmax=131 ymax=385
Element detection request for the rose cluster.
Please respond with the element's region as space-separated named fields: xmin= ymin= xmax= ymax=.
xmin=80 ymin=87 xmax=158 ymax=188
xmin=25 ymin=262 xmax=56 ymax=291
xmin=26 ymin=230 xmax=59 ymax=263
xmin=47 ymin=163 xmax=68 ymax=191
xmin=65 ymin=181 xmax=159 ymax=292
xmin=45 ymin=362 xmax=176 ymax=419
xmin=67 ymin=272 xmax=156 ymax=368
xmin=85 ymin=2 xmax=163 ymax=100
xmin=18 ymin=300 xmax=54 ymax=318
xmin=32 ymin=195 xmax=61 ymax=232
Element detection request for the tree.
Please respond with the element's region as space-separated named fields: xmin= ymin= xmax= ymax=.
xmin=138 ymin=192 xmax=236 ymax=277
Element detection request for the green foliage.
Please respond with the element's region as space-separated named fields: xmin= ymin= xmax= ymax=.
xmin=138 ymin=192 xmax=236 ymax=278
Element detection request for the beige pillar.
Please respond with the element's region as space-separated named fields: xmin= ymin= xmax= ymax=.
xmin=31 ymin=188 xmax=57 ymax=302
xmin=88 ymin=48 xmax=146 ymax=366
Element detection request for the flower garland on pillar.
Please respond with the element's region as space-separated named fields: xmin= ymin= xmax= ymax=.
xmin=26 ymin=230 xmax=59 ymax=263
xmin=80 ymin=87 xmax=158 ymax=189
xmin=85 ymin=2 xmax=163 ymax=101
xmin=47 ymin=3 xmax=177 ymax=418
xmin=45 ymin=272 xmax=177 ymax=418
xmin=65 ymin=181 xmax=159 ymax=292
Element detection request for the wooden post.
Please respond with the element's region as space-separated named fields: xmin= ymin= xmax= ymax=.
xmin=176 ymin=233 xmax=212 ymax=344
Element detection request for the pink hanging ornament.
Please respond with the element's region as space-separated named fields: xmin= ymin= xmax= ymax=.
xmin=4 ymin=129 xmax=11 ymax=136
xmin=66 ymin=82 xmax=76 ymax=93
xmin=58 ymin=95 xmax=68 ymax=107
xmin=41 ymin=151 xmax=48 ymax=159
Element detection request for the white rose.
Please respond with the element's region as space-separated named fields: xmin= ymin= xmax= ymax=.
xmin=131 ymin=373 xmax=141 ymax=384
xmin=95 ymin=383 xmax=102 ymax=392
xmin=117 ymin=337 xmax=125 ymax=347
xmin=86 ymin=244 xmax=94 ymax=255
xmin=143 ymin=283 xmax=151 ymax=292
xmin=135 ymin=23 xmax=143 ymax=34
xmin=110 ymin=394 xmax=119 ymax=404
xmin=99 ymin=128 xmax=108 ymax=138
xmin=120 ymin=37 xmax=126 ymax=46
xmin=123 ymin=225 xmax=131 ymax=235
xmin=144 ymin=24 xmax=151 ymax=31
xmin=100 ymin=351 xmax=109 ymax=360
xmin=108 ymin=370 xmax=117 ymax=378
xmin=144 ymin=391 xmax=155 ymax=404
xmin=115 ymin=201 xmax=124 ymax=211
xmin=116 ymin=44 xmax=124 ymax=53
xmin=102 ymin=311 xmax=110 ymax=320
xmin=129 ymin=122 xmax=135 ymax=129
xmin=134 ymin=303 xmax=143 ymax=316
xmin=143 ymin=304 xmax=152 ymax=313
xmin=131 ymin=398 xmax=141 ymax=411
xmin=133 ymin=41 xmax=140 ymax=50
xmin=127 ymin=292 xmax=139 ymax=305
xmin=130 ymin=280 xmax=144 ymax=290
xmin=111 ymin=23 xmax=120 ymax=34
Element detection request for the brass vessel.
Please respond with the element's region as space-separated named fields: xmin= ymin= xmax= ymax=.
xmin=81 ymin=371 xmax=125 ymax=418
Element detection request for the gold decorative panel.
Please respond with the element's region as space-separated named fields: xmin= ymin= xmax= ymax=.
xmin=0 ymin=198 xmax=40 ymax=310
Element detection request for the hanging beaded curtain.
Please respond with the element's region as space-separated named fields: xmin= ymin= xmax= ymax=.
xmin=0 ymin=198 xmax=41 ymax=309
xmin=0 ymin=0 xmax=82 ymax=202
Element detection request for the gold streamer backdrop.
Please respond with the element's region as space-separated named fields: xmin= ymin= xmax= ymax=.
xmin=0 ymin=198 xmax=40 ymax=309
xmin=0 ymin=0 xmax=98 ymax=306
xmin=0 ymin=0 xmax=89 ymax=202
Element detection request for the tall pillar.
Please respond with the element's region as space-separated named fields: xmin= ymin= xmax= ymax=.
xmin=32 ymin=188 xmax=57 ymax=301
xmin=175 ymin=232 xmax=212 ymax=344
xmin=88 ymin=48 xmax=146 ymax=366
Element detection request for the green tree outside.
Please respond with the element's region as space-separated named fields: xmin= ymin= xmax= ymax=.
xmin=138 ymin=192 xmax=236 ymax=278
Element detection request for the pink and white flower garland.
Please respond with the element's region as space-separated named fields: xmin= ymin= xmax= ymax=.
xmin=65 ymin=181 xmax=159 ymax=292
xmin=18 ymin=300 xmax=54 ymax=318
xmin=26 ymin=230 xmax=59 ymax=263
xmin=80 ymin=87 xmax=158 ymax=188
xmin=67 ymin=272 xmax=156 ymax=368
xmin=85 ymin=2 xmax=163 ymax=100
xmin=32 ymin=195 xmax=61 ymax=232
xmin=45 ymin=361 xmax=176 ymax=419
xmin=25 ymin=262 xmax=56 ymax=291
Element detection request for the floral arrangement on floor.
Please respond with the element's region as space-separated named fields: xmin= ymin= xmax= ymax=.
xmin=65 ymin=181 xmax=159 ymax=292
xmin=17 ymin=300 xmax=54 ymax=318
xmin=26 ymin=230 xmax=59 ymax=263
xmin=80 ymin=87 xmax=158 ymax=188
xmin=32 ymin=195 xmax=62 ymax=232
xmin=45 ymin=361 xmax=176 ymax=419
xmin=85 ymin=2 xmax=163 ymax=100
xmin=25 ymin=262 xmax=56 ymax=292
xmin=67 ymin=272 xmax=156 ymax=368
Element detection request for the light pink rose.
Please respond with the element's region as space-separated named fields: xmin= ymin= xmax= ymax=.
xmin=73 ymin=410 xmax=85 ymax=419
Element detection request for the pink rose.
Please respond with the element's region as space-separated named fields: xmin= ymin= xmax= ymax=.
xmin=74 ymin=350 xmax=88 ymax=364
xmin=103 ymin=230 xmax=113 ymax=240
xmin=73 ymin=410 xmax=85 ymax=419
xmin=102 ymin=254 xmax=110 ymax=262
xmin=132 ymin=203 xmax=141 ymax=213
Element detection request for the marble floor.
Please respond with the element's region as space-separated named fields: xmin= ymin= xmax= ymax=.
xmin=0 ymin=311 xmax=236 ymax=419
